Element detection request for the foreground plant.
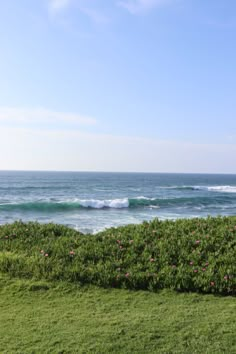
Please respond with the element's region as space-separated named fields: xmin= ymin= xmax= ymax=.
xmin=0 ymin=216 xmax=235 ymax=294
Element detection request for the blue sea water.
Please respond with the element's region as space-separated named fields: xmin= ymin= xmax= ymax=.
xmin=0 ymin=171 xmax=236 ymax=233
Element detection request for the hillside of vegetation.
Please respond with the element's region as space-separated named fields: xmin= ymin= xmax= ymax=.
xmin=0 ymin=216 xmax=235 ymax=294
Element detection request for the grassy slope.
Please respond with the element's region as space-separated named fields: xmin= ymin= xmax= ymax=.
xmin=0 ymin=275 xmax=235 ymax=354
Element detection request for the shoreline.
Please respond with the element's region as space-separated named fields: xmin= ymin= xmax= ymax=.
xmin=1 ymin=212 xmax=236 ymax=235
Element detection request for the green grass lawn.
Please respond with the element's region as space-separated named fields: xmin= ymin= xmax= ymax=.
xmin=0 ymin=275 xmax=235 ymax=354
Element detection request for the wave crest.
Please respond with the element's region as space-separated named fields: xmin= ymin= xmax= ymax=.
xmin=0 ymin=192 xmax=235 ymax=213
xmin=206 ymin=186 xmax=236 ymax=193
xmin=78 ymin=198 xmax=129 ymax=209
xmin=168 ymin=185 xmax=236 ymax=193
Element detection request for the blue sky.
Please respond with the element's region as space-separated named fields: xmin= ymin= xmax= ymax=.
xmin=0 ymin=0 xmax=236 ymax=172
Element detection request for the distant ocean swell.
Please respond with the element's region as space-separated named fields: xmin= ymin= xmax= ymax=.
xmin=1 ymin=184 xmax=236 ymax=193
xmin=161 ymin=185 xmax=236 ymax=193
xmin=1 ymin=195 xmax=235 ymax=212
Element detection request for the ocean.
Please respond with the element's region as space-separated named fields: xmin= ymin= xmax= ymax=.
xmin=0 ymin=171 xmax=236 ymax=234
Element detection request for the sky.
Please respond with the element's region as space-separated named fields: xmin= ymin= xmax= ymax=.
xmin=0 ymin=0 xmax=236 ymax=173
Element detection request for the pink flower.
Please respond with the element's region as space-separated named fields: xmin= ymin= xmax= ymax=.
xmin=70 ymin=251 xmax=75 ymax=255
xmin=210 ymin=281 xmax=215 ymax=286
xmin=117 ymin=240 xmax=121 ymax=244
xmin=189 ymin=261 xmax=194 ymax=266
xmin=44 ymin=253 xmax=48 ymax=257
xmin=194 ymin=269 xmax=198 ymax=273
xmin=119 ymin=246 xmax=123 ymax=249
xmin=205 ymin=262 xmax=209 ymax=266
xmin=150 ymin=258 xmax=155 ymax=262
xmin=195 ymin=240 xmax=200 ymax=244
xmin=202 ymin=268 xmax=206 ymax=272
xmin=224 ymin=276 xmax=228 ymax=280
xmin=125 ymin=273 xmax=130 ymax=277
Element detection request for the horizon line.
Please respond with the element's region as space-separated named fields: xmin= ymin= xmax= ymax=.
xmin=0 ymin=169 xmax=236 ymax=175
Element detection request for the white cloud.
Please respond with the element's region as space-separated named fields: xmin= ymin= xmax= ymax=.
xmin=0 ymin=126 xmax=235 ymax=173
xmin=48 ymin=0 xmax=71 ymax=13
xmin=118 ymin=0 xmax=171 ymax=14
xmin=46 ymin=0 xmax=110 ymax=25
xmin=0 ymin=107 xmax=96 ymax=126
xmin=46 ymin=0 xmax=169 ymax=21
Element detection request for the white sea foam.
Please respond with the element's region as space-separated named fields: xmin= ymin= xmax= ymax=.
xmin=135 ymin=196 xmax=156 ymax=200
xmin=194 ymin=185 xmax=236 ymax=193
xmin=78 ymin=198 xmax=129 ymax=209
xmin=207 ymin=186 xmax=236 ymax=193
xmin=74 ymin=196 xmax=158 ymax=209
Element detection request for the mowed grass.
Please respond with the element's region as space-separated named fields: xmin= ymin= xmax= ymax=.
xmin=0 ymin=275 xmax=235 ymax=354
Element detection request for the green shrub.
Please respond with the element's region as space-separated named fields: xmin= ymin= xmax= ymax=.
xmin=0 ymin=217 xmax=235 ymax=294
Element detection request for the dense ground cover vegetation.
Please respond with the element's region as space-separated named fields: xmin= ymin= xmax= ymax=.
xmin=0 ymin=216 xmax=235 ymax=294
xmin=0 ymin=275 xmax=235 ymax=353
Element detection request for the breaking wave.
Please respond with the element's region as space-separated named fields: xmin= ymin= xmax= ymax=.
xmin=0 ymin=194 xmax=235 ymax=213
xmin=164 ymin=185 xmax=236 ymax=193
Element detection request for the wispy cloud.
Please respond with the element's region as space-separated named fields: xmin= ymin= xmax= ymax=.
xmin=47 ymin=0 xmax=173 ymax=22
xmin=46 ymin=0 xmax=110 ymax=25
xmin=0 ymin=107 xmax=96 ymax=126
xmin=1 ymin=125 xmax=236 ymax=173
xmin=118 ymin=0 xmax=171 ymax=14
xmin=48 ymin=0 xmax=71 ymax=13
